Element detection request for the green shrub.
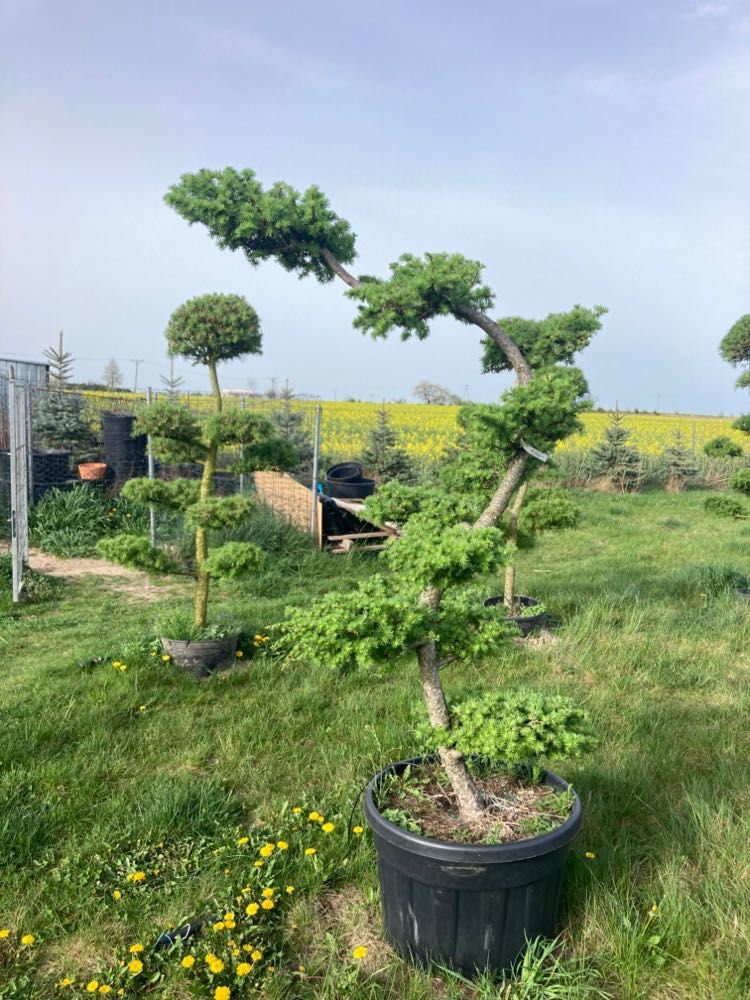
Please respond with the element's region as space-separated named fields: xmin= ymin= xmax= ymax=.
xmin=704 ymin=495 xmax=746 ymax=518
xmin=704 ymin=436 xmax=743 ymax=458
xmin=519 ymin=488 xmax=580 ymax=532
xmin=30 ymin=485 xmax=149 ymax=558
xmin=96 ymin=534 xmax=178 ymax=573
xmin=731 ymin=468 xmax=750 ymax=495
xmin=30 ymin=485 xmax=109 ymax=556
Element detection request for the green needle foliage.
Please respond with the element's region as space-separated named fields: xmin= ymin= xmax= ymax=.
xmin=165 ymin=167 xmax=356 ymax=281
xmin=118 ymin=293 xmax=296 ymax=631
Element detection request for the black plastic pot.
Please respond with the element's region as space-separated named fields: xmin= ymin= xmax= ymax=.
xmin=364 ymin=757 xmax=581 ymax=976
xmin=161 ymin=635 xmax=238 ymax=679
xmin=484 ymin=595 xmax=547 ymax=636
xmin=324 ymin=477 xmax=376 ymax=500
xmin=101 ymin=412 xmax=147 ymax=486
xmin=326 ymin=462 xmax=364 ymax=482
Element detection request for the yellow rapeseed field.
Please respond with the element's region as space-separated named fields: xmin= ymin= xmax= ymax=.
xmin=81 ymin=391 xmax=743 ymax=461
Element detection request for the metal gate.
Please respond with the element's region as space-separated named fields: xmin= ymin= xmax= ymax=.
xmin=8 ymin=378 xmax=29 ymax=602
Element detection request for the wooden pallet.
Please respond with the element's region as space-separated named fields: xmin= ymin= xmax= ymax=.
xmin=327 ymin=530 xmax=393 ymax=554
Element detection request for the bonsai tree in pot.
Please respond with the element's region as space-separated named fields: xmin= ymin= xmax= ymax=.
xmin=118 ymin=293 xmax=296 ymax=674
xmin=164 ymin=167 xmax=598 ymax=971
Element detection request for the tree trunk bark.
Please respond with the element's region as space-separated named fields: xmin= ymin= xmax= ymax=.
xmin=416 ymin=587 xmax=485 ymax=825
xmin=503 ymin=482 xmax=528 ymax=606
xmin=320 ymin=248 xmax=536 ymax=824
xmin=193 ymin=361 xmax=222 ymax=629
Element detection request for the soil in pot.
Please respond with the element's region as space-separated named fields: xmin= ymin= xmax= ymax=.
xmin=161 ymin=635 xmax=238 ymax=678
xmin=377 ymin=760 xmax=574 ymax=845
xmin=365 ymin=757 xmax=582 ymax=976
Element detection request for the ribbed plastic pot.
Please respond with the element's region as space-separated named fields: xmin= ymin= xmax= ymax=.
xmin=484 ymin=595 xmax=547 ymax=636
xmin=364 ymin=757 xmax=582 ymax=977
xmin=324 ymin=477 xmax=376 ymax=499
xmin=326 ymin=462 xmax=364 ymax=482
xmin=161 ymin=635 xmax=238 ymax=678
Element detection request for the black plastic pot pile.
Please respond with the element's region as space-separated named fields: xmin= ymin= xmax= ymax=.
xmin=323 ymin=462 xmax=375 ymax=500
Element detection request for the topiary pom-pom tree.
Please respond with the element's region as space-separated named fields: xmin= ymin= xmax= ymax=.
xmin=121 ymin=293 xmax=296 ymax=630
xmin=165 ymin=170 xmax=597 ymax=824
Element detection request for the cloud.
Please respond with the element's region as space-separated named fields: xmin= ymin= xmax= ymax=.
xmin=683 ymin=1 xmax=731 ymax=18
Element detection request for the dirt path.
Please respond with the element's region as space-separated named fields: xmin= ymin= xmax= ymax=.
xmin=28 ymin=549 xmax=191 ymax=602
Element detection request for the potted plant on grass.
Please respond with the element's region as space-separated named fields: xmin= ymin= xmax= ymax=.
xmin=164 ymin=167 xmax=602 ymax=971
xmin=118 ymin=293 xmax=296 ymax=676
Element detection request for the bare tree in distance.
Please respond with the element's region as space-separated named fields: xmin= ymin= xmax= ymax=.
xmin=413 ymin=379 xmax=462 ymax=405
xmin=102 ymin=357 xmax=123 ymax=390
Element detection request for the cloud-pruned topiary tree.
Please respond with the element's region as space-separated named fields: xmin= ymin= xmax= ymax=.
xmin=119 ymin=293 xmax=296 ymax=629
xmin=165 ymin=169 xmax=596 ymax=824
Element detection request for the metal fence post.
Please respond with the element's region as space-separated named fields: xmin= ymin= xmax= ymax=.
xmin=8 ymin=376 xmax=29 ymax=602
xmin=146 ymin=387 xmax=156 ymax=547
xmin=239 ymin=397 xmax=246 ymax=495
xmin=310 ymin=404 xmax=321 ymax=536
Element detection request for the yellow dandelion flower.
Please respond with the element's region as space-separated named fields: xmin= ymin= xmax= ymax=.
xmin=237 ymin=962 xmax=252 ymax=976
xmin=224 ymin=919 xmax=236 ymax=930
xmin=58 ymin=978 xmax=75 ymax=988
xmin=261 ymin=898 xmax=274 ymax=910
xmin=259 ymin=843 xmax=275 ymax=857
xmin=208 ymin=957 xmax=225 ymax=974
xmin=352 ymin=945 xmax=368 ymax=960
xmin=254 ymin=859 xmax=265 ymax=868
xmin=353 ymin=826 xmax=364 ymax=835
xmin=98 ymin=987 xmax=112 ymax=995
xmin=245 ymin=902 xmax=259 ymax=916
xmin=235 ymin=650 xmax=244 ymax=658
xmin=321 ymin=822 xmax=334 ymax=833
xmin=20 ymin=934 xmax=35 ymax=946
xmin=307 ymin=811 xmax=320 ymax=822
xmin=223 ymin=912 xmax=235 ymax=921
xmin=204 ymin=953 xmax=217 ymax=964
xmin=0 ymin=929 xmax=10 ymax=938
xmin=181 ymin=955 xmax=196 ymax=969
xmin=237 ymin=836 xmax=249 ymax=846
xmin=261 ymin=887 xmax=275 ymax=898
xmin=286 ymin=885 xmax=295 ymax=894
xmin=161 ymin=654 xmax=171 ymax=662
xmin=304 ymin=847 xmax=316 ymax=856
xmin=127 ymin=870 xmax=146 ymax=883
xmin=212 ymin=921 xmax=225 ymax=932
xmin=251 ymin=949 xmax=263 ymax=962
xmin=86 ymin=982 xmax=99 ymax=993
xmin=276 ymin=840 xmax=288 ymax=850
xmin=128 ymin=943 xmax=144 ymax=953
xmin=215 ymin=987 xmax=231 ymax=1000
xmin=584 ymin=851 xmax=596 ymax=860
xmin=127 ymin=959 xmax=143 ymax=975
xmin=292 ymin=806 xmax=302 ymax=814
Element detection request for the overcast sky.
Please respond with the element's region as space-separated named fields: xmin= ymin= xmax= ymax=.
xmin=1 ymin=0 xmax=749 ymax=412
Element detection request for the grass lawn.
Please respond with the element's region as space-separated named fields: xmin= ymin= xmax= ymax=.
xmin=2 ymin=490 xmax=750 ymax=998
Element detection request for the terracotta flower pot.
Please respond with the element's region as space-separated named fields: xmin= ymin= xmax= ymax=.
xmin=78 ymin=462 xmax=107 ymax=481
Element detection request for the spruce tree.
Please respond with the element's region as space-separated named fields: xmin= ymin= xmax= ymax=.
xmin=360 ymin=407 xmax=415 ymax=483
xmin=270 ymin=382 xmax=314 ymax=474
xmin=589 ymin=410 xmax=643 ymax=492
xmin=663 ymin=430 xmax=697 ymax=491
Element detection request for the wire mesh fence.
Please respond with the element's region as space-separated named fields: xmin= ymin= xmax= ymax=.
xmin=1 ymin=378 xmax=330 ymax=568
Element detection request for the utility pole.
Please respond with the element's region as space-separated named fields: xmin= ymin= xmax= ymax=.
xmin=131 ymin=359 xmax=144 ymax=393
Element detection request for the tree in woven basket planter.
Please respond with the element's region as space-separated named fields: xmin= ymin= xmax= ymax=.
xmin=117 ymin=293 xmax=296 ymax=672
xmin=165 ymin=168 xmax=597 ymax=970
